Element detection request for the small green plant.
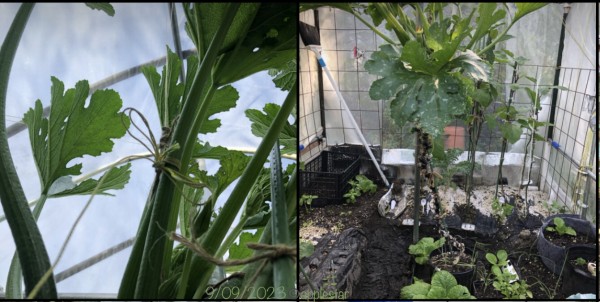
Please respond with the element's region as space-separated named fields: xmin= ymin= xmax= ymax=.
xmin=343 ymin=174 xmax=376 ymax=204
xmin=300 ymin=194 xmax=318 ymax=211
xmin=343 ymin=189 xmax=361 ymax=204
xmin=574 ymin=257 xmax=587 ymax=266
xmin=486 ymin=249 xmax=533 ymax=299
xmin=491 ymin=197 xmax=514 ymax=221
xmin=542 ymin=200 xmax=567 ymax=215
xmin=408 ymin=237 xmax=445 ymax=265
xmin=354 ymin=174 xmax=377 ymax=194
xmin=545 ymin=217 xmax=577 ymax=236
xmin=400 ymin=270 xmax=475 ymax=299
xmin=431 ymin=148 xmax=480 ymax=189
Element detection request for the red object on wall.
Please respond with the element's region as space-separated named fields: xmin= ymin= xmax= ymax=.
xmin=444 ymin=126 xmax=465 ymax=149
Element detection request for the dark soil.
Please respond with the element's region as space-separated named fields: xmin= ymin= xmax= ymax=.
xmin=300 ymin=184 xmax=581 ymax=300
xmin=543 ymin=229 xmax=596 ymax=246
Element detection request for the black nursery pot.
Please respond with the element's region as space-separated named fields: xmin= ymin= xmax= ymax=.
xmin=412 ymin=261 xmax=434 ymax=283
xmin=429 ymin=245 xmax=475 ymax=292
xmin=537 ymin=214 xmax=596 ymax=275
xmin=561 ymin=245 xmax=597 ymax=296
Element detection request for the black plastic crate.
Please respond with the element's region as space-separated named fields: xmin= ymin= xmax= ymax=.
xmin=300 ymin=151 xmax=360 ymax=206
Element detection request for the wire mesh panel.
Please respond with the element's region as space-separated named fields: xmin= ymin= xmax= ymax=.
xmin=540 ymin=66 xmax=596 ymax=218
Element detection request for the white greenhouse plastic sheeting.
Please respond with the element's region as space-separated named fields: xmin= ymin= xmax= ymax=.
xmin=0 ymin=3 xmax=291 ymax=295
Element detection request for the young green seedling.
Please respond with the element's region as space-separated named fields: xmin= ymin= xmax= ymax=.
xmin=545 ymin=217 xmax=577 ymax=236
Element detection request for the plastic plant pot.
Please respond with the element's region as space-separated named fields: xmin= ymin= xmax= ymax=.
xmin=429 ymin=245 xmax=476 ymax=292
xmin=537 ymin=214 xmax=596 ymax=275
xmin=412 ymin=260 xmax=434 ymax=283
xmin=561 ymin=245 xmax=596 ymax=296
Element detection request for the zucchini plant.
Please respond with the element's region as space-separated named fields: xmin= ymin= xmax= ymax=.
xmin=303 ymin=3 xmax=547 ymax=240
xmin=1 ymin=3 xmax=297 ymax=299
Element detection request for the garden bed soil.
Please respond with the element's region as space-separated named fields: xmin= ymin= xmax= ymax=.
xmin=300 ymin=185 xmax=580 ymax=300
xmin=544 ymin=230 xmax=596 ymax=246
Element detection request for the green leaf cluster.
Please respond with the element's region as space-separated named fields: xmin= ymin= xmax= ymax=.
xmin=300 ymin=194 xmax=318 ymax=210
xmin=400 ymin=270 xmax=475 ymax=299
xmin=343 ymin=174 xmax=376 ymax=204
xmin=408 ymin=237 xmax=445 ymax=265
xmin=491 ymin=197 xmax=514 ymax=221
xmin=486 ymin=250 xmax=533 ymax=299
xmin=545 ymin=217 xmax=577 ymax=236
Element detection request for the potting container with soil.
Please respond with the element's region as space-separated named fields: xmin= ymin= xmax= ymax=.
xmin=561 ymin=245 xmax=596 ymax=296
xmin=300 ymin=150 xmax=360 ymax=206
xmin=430 ymin=245 xmax=476 ymax=292
xmin=537 ymin=214 xmax=596 ymax=275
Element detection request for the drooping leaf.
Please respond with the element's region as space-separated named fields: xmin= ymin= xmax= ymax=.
xmin=85 ymin=3 xmax=115 ymax=16
xmin=142 ymin=47 xmax=184 ymax=127
xmin=268 ymin=59 xmax=296 ymax=91
xmin=245 ymin=103 xmax=296 ymax=155
xmin=49 ymin=163 xmax=132 ymax=197
xmin=22 ymin=77 xmax=129 ymax=193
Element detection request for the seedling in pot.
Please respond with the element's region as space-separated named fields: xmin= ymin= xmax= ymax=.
xmin=408 ymin=237 xmax=445 ymax=265
xmin=545 ymin=217 xmax=577 ymax=236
